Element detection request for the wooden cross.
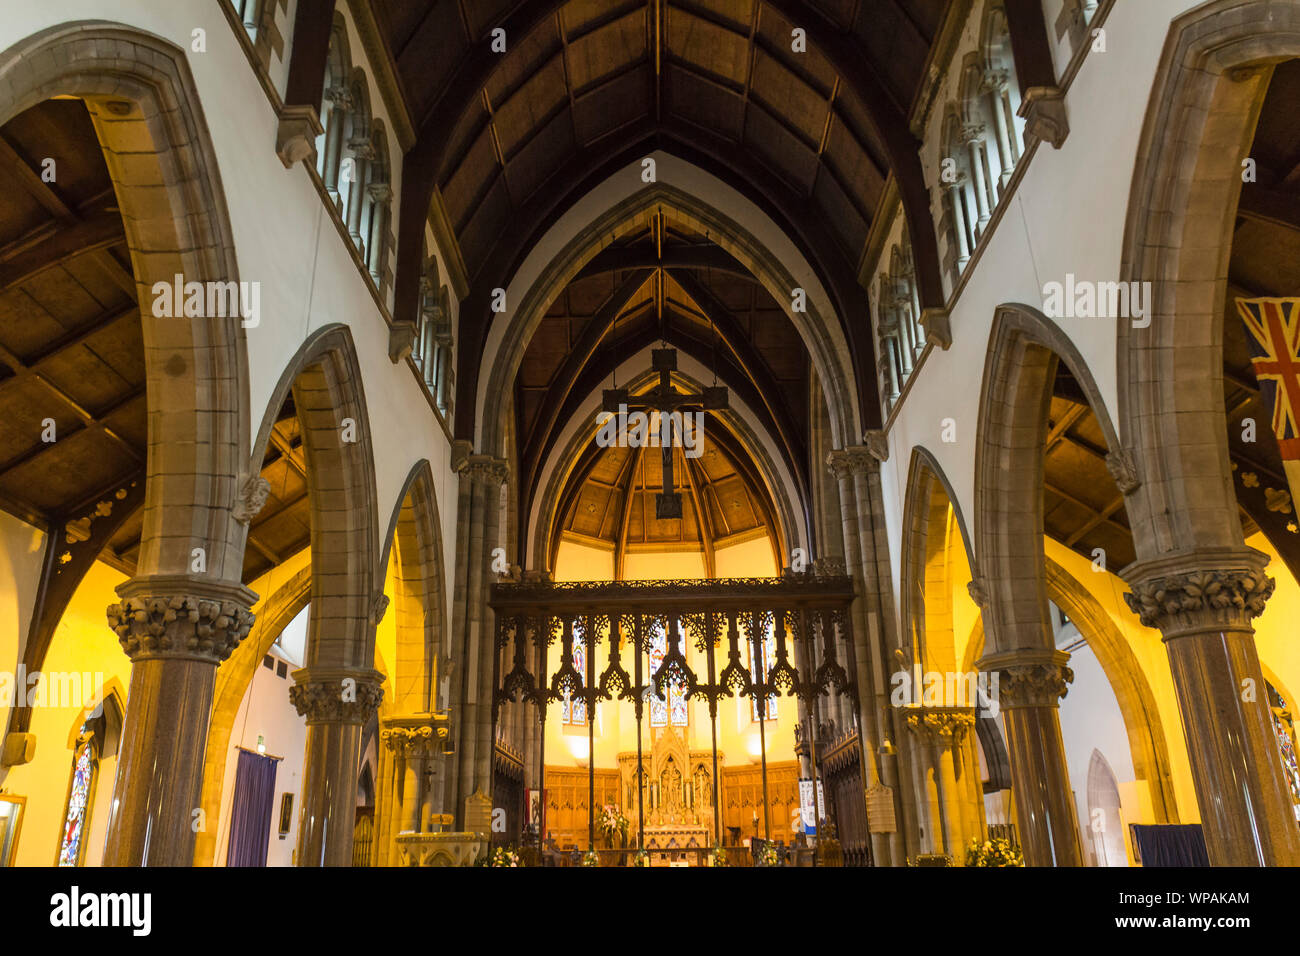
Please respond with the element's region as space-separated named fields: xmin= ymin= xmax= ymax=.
xmin=602 ymin=348 xmax=727 ymax=519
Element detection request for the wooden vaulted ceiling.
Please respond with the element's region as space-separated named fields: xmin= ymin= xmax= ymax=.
xmin=515 ymin=210 xmax=808 ymax=538
xmin=375 ymin=0 xmax=947 ymax=272
xmin=0 ymin=99 xmax=312 ymax=585
xmin=373 ymin=0 xmax=956 ymax=445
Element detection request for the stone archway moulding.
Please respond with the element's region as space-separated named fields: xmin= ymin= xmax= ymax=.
xmin=476 ymin=154 xmax=864 ymax=459
xmin=973 ymin=302 xmax=1125 ymax=656
xmin=0 ymin=20 xmax=250 ymax=583
xmin=1117 ymin=0 xmax=1300 ymax=560
xmin=960 ymin=556 xmax=1180 ymax=826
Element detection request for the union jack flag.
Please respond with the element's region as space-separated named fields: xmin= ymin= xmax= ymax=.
xmin=1236 ymin=297 xmax=1300 ymax=468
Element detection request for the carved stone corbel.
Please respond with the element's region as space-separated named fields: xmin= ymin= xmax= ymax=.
xmin=920 ymin=307 xmax=951 ymax=349
xmin=388 ymin=321 xmax=418 ymax=363
xmin=275 ymin=104 xmax=324 ymax=168
xmin=1018 ymin=86 xmax=1070 ymax=149
xmin=232 ymin=474 xmax=271 ymax=524
xmin=1104 ymin=449 xmax=1141 ymax=495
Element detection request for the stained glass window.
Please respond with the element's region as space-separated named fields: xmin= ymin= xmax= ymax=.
xmin=1267 ymin=682 xmax=1300 ymax=821
xmin=648 ymin=622 xmax=687 ymax=728
xmin=750 ymin=624 xmax=779 ymax=722
xmin=58 ymin=726 xmax=97 ymax=866
xmin=562 ymin=634 xmax=587 ymax=725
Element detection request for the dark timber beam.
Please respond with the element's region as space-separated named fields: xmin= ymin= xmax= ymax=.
xmin=517 ymin=268 xmax=654 ymax=497
xmin=575 ymin=244 xmax=750 ymax=282
xmin=760 ymin=0 xmax=946 ymax=312
xmin=277 ymin=0 xmax=337 ymax=166
xmin=669 ymin=268 xmax=809 ymax=482
xmin=1003 ymin=0 xmax=1070 ymax=148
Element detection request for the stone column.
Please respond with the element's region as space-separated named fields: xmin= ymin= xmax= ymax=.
xmin=977 ymin=648 xmax=1082 ymax=866
xmin=904 ymin=707 xmax=978 ymax=858
xmin=448 ymin=448 xmax=509 ymax=827
xmin=290 ymin=666 xmax=385 ymax=866
xmin=961 ymin=124 xmax=992 ymax=234
xmin=1124 ymin=551 xmax=1300 ymax=865
xmin=380 ymin=714 xmax=450 ymax=861
xmin=946 ymin=176 xmax=972 ymax=269
xmin=322 ymin=87 xmax=350 ymax=204
xmin=982 ymin=70 xmax=1015 ymax=189
xmin=828 ymin=443 xmax=916 ymax=865
xmin=366 ymin=182 xmax=392 ymax=284
xmin=102 ymin=580 xmax=256 ymax=866
xmin=345 ymin=139 xmax=374 ymax=247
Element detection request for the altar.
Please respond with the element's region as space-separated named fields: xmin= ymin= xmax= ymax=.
xmin=618 ymin=726 xmax=720 ymax=863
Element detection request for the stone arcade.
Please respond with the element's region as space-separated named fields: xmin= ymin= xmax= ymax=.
xmin=0 ymin=0 xmax=1298 ymax=875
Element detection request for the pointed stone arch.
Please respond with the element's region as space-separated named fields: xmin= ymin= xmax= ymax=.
xmin=477 ymin=177 xmax=863 ymax=460
xmin=251 ymin=324 xmax=381 ymax=672
xmin=0 ymin=21 xmax=251 ymax=582
xmin=973 ymin=302 xmax=1123 ymax=656
xmin=194 ymin=565 xmax=312 ymax=866
xmin=377 ymin=459 xmax=449 ymax=714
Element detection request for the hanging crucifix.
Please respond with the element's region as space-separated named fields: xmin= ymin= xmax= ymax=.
xmin=602 ymin=348 xmax=728 ymax=519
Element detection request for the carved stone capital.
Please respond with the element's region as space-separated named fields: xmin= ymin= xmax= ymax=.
xmin=289 ymin=667 xmax=385 ymax=724
xmin=1122 ymin=548 xmax=1274 ymax=640
xmin=920 ymin=307 xmax=951 ymax=349
xmin=456 ymin=453 xmax=510 ymax=487
xmin=977 ymin=650 xmax=1072 ymax=709
xmin=812 ymin=556 xmax=847 ymax=578
xmin=826 ymin=446 xmax=878 ymax=480
xmin=904 ymin=706 xmax=976 ymax=746
xmin=326 ymin=86 xmax=353 ymax=110
xmin=1018 ymin=86 xmax=1070 ymax=149
xmin=275 ymin=104 xmax=323 ymax=168
xmin=107 ymin=578 xmax=257 ymax=664
xmin=367 ymin=181 xmax=393 ymax=203
xmin=959 ymin=122 xmax=987 ymax=146
xmin=980 ymin=69 xmax=1009 ymax=94
xmin=381 ymin=713 xmax=450 ymax=758
xmin=232 ymin=474 xmax=271 ymax=524
xmin=520 ymin=568 xmax=553 ymax=585
xmin=348 ymin=138 xmax=377 ymax=161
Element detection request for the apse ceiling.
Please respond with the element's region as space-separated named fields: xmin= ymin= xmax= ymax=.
xmin=553 ymin=409 xmax=781 ymax=577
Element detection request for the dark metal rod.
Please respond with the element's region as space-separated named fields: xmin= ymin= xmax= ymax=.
xmin=755 ymin=613 xmax=772 ymax=843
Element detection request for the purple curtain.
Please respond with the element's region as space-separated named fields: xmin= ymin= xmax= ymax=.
xmin=226 ymin=749 xmax=279 ymax=867
xmin=1131 ymin=824 xmax=1209 ymax=867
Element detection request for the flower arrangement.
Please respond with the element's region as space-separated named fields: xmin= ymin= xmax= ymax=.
xmin=581 ymin=848 xmax=601 ymax=867
xmin=963 ymin=836 xmax=1025 ymax=867
xmin=597 ymin=804 xmax=629 ymax=844
xmin=756 ymin=842 xmax=783 ymax=867
xmin=488 ymin=845 xmax=521 ymax=867
xmin=633 ymin=849 xmax=650 ymax=867
xmin=710 ymin=847 xmax=729 ymax=868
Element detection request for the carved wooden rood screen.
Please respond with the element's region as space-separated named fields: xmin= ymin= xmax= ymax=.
xmin=489 ymin=572 xmax=859 ymax=866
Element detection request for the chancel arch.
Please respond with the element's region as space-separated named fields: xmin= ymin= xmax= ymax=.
xmin=475 ymin=171 xmax=864 ymax=462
